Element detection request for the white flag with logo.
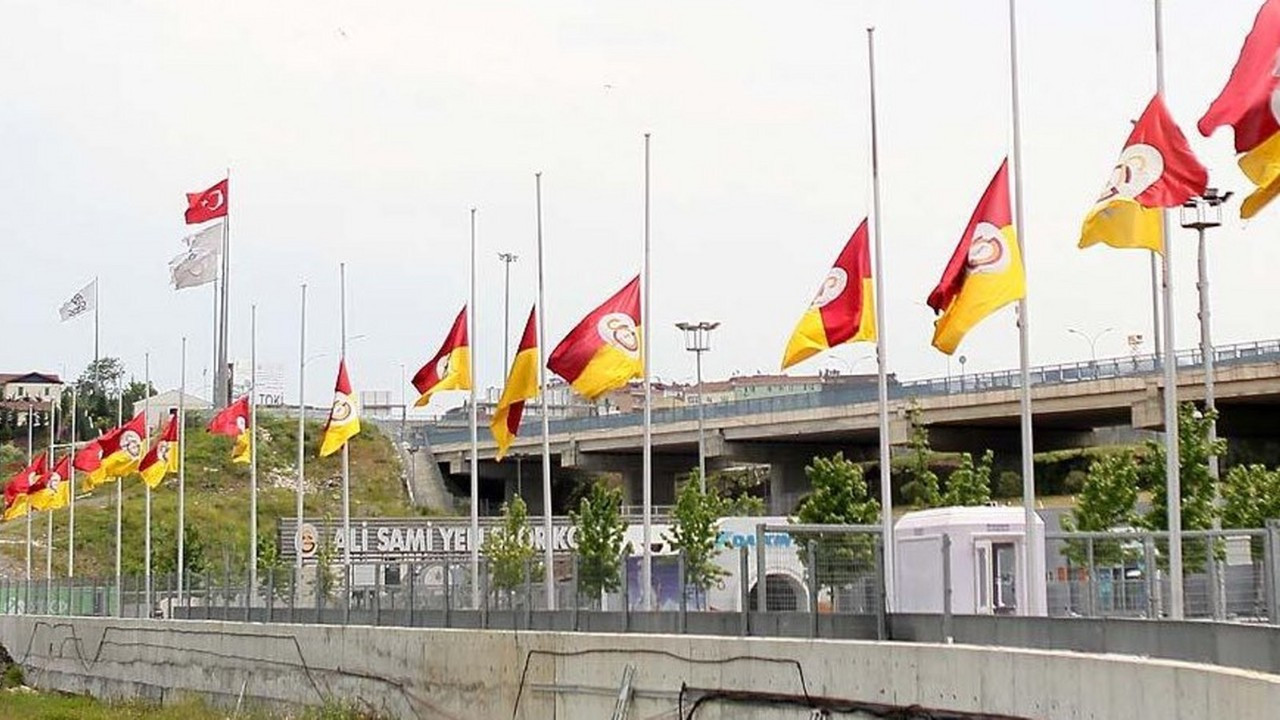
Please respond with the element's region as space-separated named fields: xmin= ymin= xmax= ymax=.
xmin=59 ymin=279 xmax=97 ymax=322
xmin=170 ymin=223 xmax=223 ymax=290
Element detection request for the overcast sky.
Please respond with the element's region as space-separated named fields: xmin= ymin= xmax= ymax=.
xmin=3 ymin=1 xmax=1276 ymax=413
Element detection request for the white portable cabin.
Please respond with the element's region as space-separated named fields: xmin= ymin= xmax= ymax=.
xmin=894 ymin=506 xmax=1046 ymax=616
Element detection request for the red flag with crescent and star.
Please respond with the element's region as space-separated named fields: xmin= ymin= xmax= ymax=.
xmin=185 ymin=178 xmax=229 ymax=224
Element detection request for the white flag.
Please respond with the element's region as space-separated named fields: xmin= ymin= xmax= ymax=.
xmin=183 ymin=222 xmax=224 ymax=254
xmin=59 ymin=279 xmax=97 ymax=322
xmin=170 ymin=223 xmax=223 ymax=291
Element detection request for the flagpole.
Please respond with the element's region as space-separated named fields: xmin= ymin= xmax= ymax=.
xmin=641 ymin=132 xmax=653 ymax=612
xmin=250 ymin=305 xmax=259 ymax=602
xmin=144 ymin=351 xmax=152 ymax=612
xmin=297 ymin=283 xmax=307 ymax=577
xmin=213 ymin=267 xmax=220 ymax=404
xmin=93 ymin=278 xmax=100 ymax=383
xmin=217 ymin=168 xmax=231 ymax=408
xmin=25 ymin=405 xmax=32 ymax=585
xmin=340 ymin=264 xmax=352 ymax=617
xmin=1153 ymin=0 xmax=1183 ymax=620
xmin=1008 ymin=0 xmax=1041 ymax=614
xmin=866 ymin=26 xmax=895 ymax=610
xmin=535 ymin=173 xmax=555 ymax=609
xmin=46 ymin=396 xmax=55 ymax=599
xmin=468 ymin=209 xmax=480 ymax=610
xmin=114 ymin=388 xmax=122 ymax=617
xmin=178 ymin=336 xmax=187 ymax=605
xmin=68 ymin=386 xmax=76 ymax=578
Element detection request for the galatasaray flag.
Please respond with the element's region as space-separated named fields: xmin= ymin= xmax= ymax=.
xmin=3 ymin=453 xmax=47 ymax=521
xmin=30 ymin=455 xmax=71 ymax=512
xmin=548 ymin=276 xmax=642 ymax=400
xmin=74 ymin=440 xmax=106 ymax=490
xmin=927 ymin=160 xmax=1024 ymax=355
xmin=491 ymin=306 xmax=539 ymax=460
xmin=208 ymin=395 xmax=252 ymax=464
xmin=781 ymin=220 xmax=876 ymax=370
xmin=139 ymin=411 xmax=179 ymax=489
xmin=411 ymin=307 xmax=471 ymax=407
xmin=1198 ymin=0 xmax=1280 ymax=218
xmin=320 ymin=359 xmax=361 ymax=458
xmin=1080 ymin=94 xmax=1208 ymax=253
xmin=100 ymin=413 xmax=147 ymax=479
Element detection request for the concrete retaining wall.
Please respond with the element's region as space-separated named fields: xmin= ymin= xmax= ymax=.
xmin=2 ymin=615 xmax=1278 ymax=719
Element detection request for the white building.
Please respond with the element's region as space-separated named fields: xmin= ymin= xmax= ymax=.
xmin=141 ymin=390 xmax=212 ymax=429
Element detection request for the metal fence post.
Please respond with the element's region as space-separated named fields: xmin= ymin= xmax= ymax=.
xmin=342 ymin=563 xmax=351 ymax=625
xmin=1266 ymin=520 xmax=1280 ymax=623
xmin=1206 ymin=535 xmax=1220 ymax=621
xmin=755 ymin=523 xmax=767 ymax=617
xmin=408 ymin=563 xmax=416 ymax=628
xmin=481 ymin=558 xmax=490 ymax=630
xmin=523 ymin=557 xmax=533 ymax=629
xmin=677 ymin=551 xmax=688 ymax=635
xmin=243 ymin=567 xmax=252 ymax=623
xmin=807 ymin=540 xmax=818 ymax=639
xmin=738 ymin=546 xmax=749 ymax=636
xmin=443 ymin=563 xmax=452 ymax=629
xmin=288 ymin=566 xmax=296 ymax=624
xmin=374 ymin=561 xmax=383 ymax=627
xmin=941 ymin=533 xmax=953 ymax=642
xmin=1086 ymin=537 xmax=1096 ymax=618
xmin=872 ymin=535 xmax=886 ymax=641
xmin=571 ymin=553 xmax=580 ymax=632
xmin=1143 ymin=535 xmax=1159 ymax=619
xmin=621 ymin=550 xmax=631 ymax=632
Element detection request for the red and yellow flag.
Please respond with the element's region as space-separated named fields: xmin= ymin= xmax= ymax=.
xmin=99 ymin=413 xmax=147 ymax=479
xmin=30 ymin=455 xmax=71 ymax=512
xmin=320 ymin=360 xmax=361 ymax=458
xmin=491 ymin=306 xmax=539 ymax=460
xmin=1080 ymin=94 xmax=1208 ymax=253
xmin=3 ymin=453 xmax=47 ymax=521
xmin=411 ymin=307 xmax=471 ymax=407
xmin=927 ymin=160 xmax=1024 ymax=355
xmin=1198 ymin=0 xmax=1280 ymax=218
xmin=548 ymin=276 xmax=642 ymax=400
xmin=782 ymin=220 xmax=876 ymax=369
xmin=139 ymin=411 xmax=180 ymax=488
xmin=74 ymin=440 xmax=106 ymax=490
xmin=207 ymin=396 xmax=251 ymax=464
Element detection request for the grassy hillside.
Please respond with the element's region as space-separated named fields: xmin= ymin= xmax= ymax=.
xmin=0 ymin=414 xmax=425 ymax=579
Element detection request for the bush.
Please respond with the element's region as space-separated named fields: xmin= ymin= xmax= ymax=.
xmin=1063 ymin=469 xmax=1088 ymax=495
xmin=995 ymin=470 xmax=1021 ymax=499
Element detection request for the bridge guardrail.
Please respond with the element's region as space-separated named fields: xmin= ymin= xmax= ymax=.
xmin=420 ymin=338 xmax=1280 ymax=447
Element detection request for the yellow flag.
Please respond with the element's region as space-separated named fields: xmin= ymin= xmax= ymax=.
xmin=320 ymin=360 xmax=361 ymax=458
xmin=491 ymin=307 xmax=540 ymax=461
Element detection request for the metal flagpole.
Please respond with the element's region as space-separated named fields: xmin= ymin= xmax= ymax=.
xmin=68 ymin=386 xmax=76 ymax=578
xmin=25 ymin=405 xmax=32 ymax=584
xmin=46 ymin=396 xmax=54 ymax=598
xmin=340 ymin=265 xmax=352 ymax=611
xmin=535 ymin=173 xmax=555 ymax=609
xmin=468 ymin=210 xmax=481 ymax=609
xmin=297 ymin=283 xmax=307 ymax=576
xmin=114 ymin=388 xmax=122 ymax=617
xmin=250 ymin=305 xmax=259 ymax=600
xmin=144 ymin=352 xmax=152 ymax=611
xmin=217 ymin=169 xmax=232 ymax=408
xmin=213 ymin=268 xmax=220 ymax=403
xmin=1153 ymin=0 xmax=1183 ymax=620
xmin=1008 ymin=0 xmax=1041 ymax=614
xmin=641 ymin=133 xmax=653 ymax=611
xmin=178 ymin=337 xmax=187 ymax=604
xmin=867 ymin=26 xmax=896 ymax=610
xmin=93 ymin=278 xmax=100 ymax=382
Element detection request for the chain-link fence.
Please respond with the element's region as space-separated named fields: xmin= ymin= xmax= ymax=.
xmin=1045 ymin=527 xmax=1277 ymax=622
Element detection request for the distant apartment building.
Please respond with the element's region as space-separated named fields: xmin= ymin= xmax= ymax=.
xmin=0 ymin=372 xmax=64 ymax=403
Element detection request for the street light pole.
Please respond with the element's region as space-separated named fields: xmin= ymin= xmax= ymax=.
xmin=1066 ymin=327 xmax=1114 ymax=365
xmin=675 ymin=321 xmax=719 ymax=491
xmin=498 ymin=252 xmax=519 ymax=376
xmin=1180 ymin=188 xmax=1231 ymax=488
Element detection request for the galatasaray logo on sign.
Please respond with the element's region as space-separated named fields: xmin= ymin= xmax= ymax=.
xmin=329 ymin=393 xmax=355 ymax=426
xmin=120 ymin=430 xmax=143 ymax=460
xmin=811 ymin=267 xmax=848 ymax=308
xmin=1098 ymin=143 xmax=1163 ymax=202
xmin=297 ymin=523 xmax=318 ymax=558
xmin=597 ymin=312 xmax=640 ymax=357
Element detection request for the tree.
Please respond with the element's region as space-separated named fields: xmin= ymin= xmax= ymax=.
xmin=1062 ymin=453 xmax=1140 ymax=566
xmin=664 ymin=471 xmax=728 ymax=607
xmin=1141 ymin=403 xmax=1226 ymax=570
xmin=569 ymin=481 xmax=628 ymax=604
xmin=482 ymin=495 xmax=542 ymax=601
xmin=901 ymin=402 xmax=941 ymax=508
xmin=1222 ymin=464 xmax=1280 ymax=555
xmin=942 ymin=450 xmax=994 ymax=507
xmin=793 ymin=453 xmax=881 ymax=602
xmin=710 ymin=466 xmax=768 ymax=516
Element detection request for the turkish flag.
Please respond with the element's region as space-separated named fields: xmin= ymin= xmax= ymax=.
xmin=185 ymin=178 xmax=229 ymax=224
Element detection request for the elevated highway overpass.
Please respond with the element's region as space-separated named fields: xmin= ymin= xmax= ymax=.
xmin=418 ymin=339 xmax=1280 ymax=513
